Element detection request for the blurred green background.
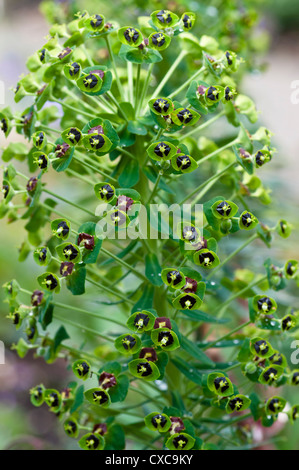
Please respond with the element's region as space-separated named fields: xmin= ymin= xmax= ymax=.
xmin=0 ymin=0 xmax=298 ymax=450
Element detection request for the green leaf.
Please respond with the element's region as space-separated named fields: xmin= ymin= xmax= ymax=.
xmin=39 ymin=294 xmax=54 ymax=330
xmin=171 ymin=357 xmax=202 ymax=385
xmin=66 ymin=264 xmax=86 ymax=295
xmin=180 ymin=309 xmax=229 ymax=324
xmin=109 ymin=375 xmax=130 ymax=403
xmin=127 ymin=120 xmax=147 ymax=136
xmin=180 ymin=335 xmax=215 ymax=367
xmin=118 ymin=158 xmax=139 ymax=188
xmin=131 ymin=284 xmax=154 ymax=313
xmin=70 ymin=384 xmax=84 ymax=414
xmin=53 ymin=325 xmax=70 ymax=352
xmin=52 ymin=146 xmax=74 ymax=172
xmin=145 ymin=253 xmax=163 ymax=286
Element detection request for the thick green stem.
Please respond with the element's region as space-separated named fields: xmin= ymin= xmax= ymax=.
xmin=105 ymin=36 xmax=125 ymax=100
xmin=149 ymin=50 xmax=187 ymax=100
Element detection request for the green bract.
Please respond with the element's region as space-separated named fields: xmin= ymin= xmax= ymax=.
xmin=44 ymin=389 xmax=62 ymax=412
xmin=250 ymin=337 xmax=274 ymax=358
xmin=149 ymin=98 xmax=174 ymax=116
xmin=193 ymin=249 xmax=220 ymax=269
xmin=33 ymin=246 xmax=52 ymax=266
xmin=56 ymin=242 xmax=81 ymax=263
xmin=64 ymin=62 xmax=82 ymax=80
xmin=78 ymin=432 xmax=105 ymax=450
xmin=72 ymin=359 xmax=91 ymax=380
xmin=147 ymin=141 xmax=177 ymax=162
xmin=128 ymin=359 xmax=160 ymax=381
xmin=161 ymin=268 xmax=186 ymax=289
xmin=207 ymin=373 xmax=234 ymax=397
xmin=32 ymin=131 xmax=47 ymax=149
xmin=61 ymin=127 xmax=82 ymax=146
xmin=37 ymin=272 xmax=60 ymax=294
xmin=118 ymin=27 xmax=143 ymax=47
xmin=284 ymin=260 xmax=298 ymax=279
xmin=266 ymin=396 xmax=287 ymax=415
xmin=171 ymin=153 xmax=198 ymax=173
xmin=151 ymin=327 xmax=180 ymax=351
xmin=85 ymin=14 xmax=105 ymax=33
xmin=211 ymin=199 xmax=238 ymax=220
xmin=51 ymin=219 xmax=71 ymax=240
xmin=181 ymin=12 xmax=196 ymax=31
xmin=239 ymin=210 xmax=259 ymax=230
xmin=30 ymin=384 xmax=45 ymax=407
xmin=258 ymin=366 xmax=284 ymax=385
xmin=64 ymin=418 xmax=79 ymax=439
xmin=82 ymin=132 xmax=112 ymax=152
xmin=172 ymin=292 xmax=202 ymax=310
xmin=84 ymin=388 xmax=111 ymax=408
xmin=151 ymin=10 xmax=179 ymax=29
xmin=144 ymin=412 xmax=172 ymax=432
xmin=114 ymin=333 xmax=141 ymax=355
xmin=253 ymin=295 xmax=277 ymax=315
xmin=126 ymin=310 xmax=155 ymax=333
xmin=226 ymin=395 xmax=251 ymax=414
xmin=94 ymin=182 xmax=115 ymax=202
xmin=172 ymin=107 xmax=200 ymax=127
xmin=166 ymin=433 xmax=195 ymax=450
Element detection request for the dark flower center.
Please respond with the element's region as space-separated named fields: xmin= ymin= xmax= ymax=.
xmin=154 ymin=142 xmax=171 ymax=158
xmin=63 ymin=244 xmax=79 ymax=261
xmin=57 ymin=221 xmax=69 ymax=237
xmin=177 ymin=109 xmax=193 ymax=124
xmin=151 ymin=414 xmax=167 ymax=428
xmin=92 ymin=391 xmax=109 ymax=405
xmin=216 ymin=201 xmax=232 ymax=216
xmin=158 ymin=330 xmax=174 ymax=347
xmin=254 ymin=339 xmax=269 ymax=356
xmin=166 ymin=270 xmax=182 ymax=286
xmin=122 ymin=335 xmax=136 ymax=351
xmin=156 ymin=10 xmax=172 ymax=24
xmin=153 ymin=98 xmax=169 ymax=113
xmin=179 ymin=294 xmax=197 ymax=309
xmin=99 ymin=183 xmax=114 ymax=201
xmin=67 ymin=128 xmax=81 ymax=144
xmin=134 ymin=313 xmax=150 ymax=329
xmin=151 ymin=33 xmax=166 ymax=47
xmin=176 ymin=155 xmax=191 ymax=170
xmin=124 ymin=27 xmax=140 ymax=43
xmin=257 ymin=296 xmax=272 ymax=313
xmin=69 ymin=62 xmax=80 ymax=77
xmin=137 ymin=362 xmax=152 ymax=377
xmin=207 ymin=86 xmax=219 ymax=101
xmin=173 ymin=434 xmax=188 ymax=449
xmin=89 ymin=134 xmax=105 ymax=149
xmin=198 ymin=251 xmax=215 ymax=266
xmin=90 ymin=15 xmax=103 ymax=28
xmin=214 ymin=376 xmax=229 ymax=393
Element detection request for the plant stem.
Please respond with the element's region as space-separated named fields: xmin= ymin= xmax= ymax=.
xmin=197 ymin=138 xmax=239 ymax=167
xmin=105 ymin=36 xmax=125 ymax=100
xmin=86 ymin=276 xmax=135 ymax=304
xmin=150 ymin=50 xmax=187 ymax=100
xmin=52 ymin=301 xmax=126 ymax=327
xmin=206 ymin=232 xmax=259 ymax=279
xmin=107 ymin=91 xmax=129 ymax=122
xmin=202 ymin=321 xmax=251 ymax=351
xmin=101 ymin=247 xmax=148 ymax=282
xmin=179 ymin=162 xmax=236 ymax=205
xmin=138 ymin=63 xmax=154 ymax=116
xmin=50 ymin=95 xmax=95 ymax=120
xmin=168 ymin=66 xmax=205 ymax=99
xmin=43 ymin=188 xmax=95 ymax=217
xmin=215 ymin=274 xmax=268 ymax=316
xmin=134 ymin=64 xmax=141 ymax=113
xmin=147 ymin=171 xmax=163 ymax=204
xmin=127 ymin=61 xmax=134 ymax=105
xmin=54 ymin=314 xmax=115 ymax=342
xmin=181 ymin=110 xmax=226 ymax=140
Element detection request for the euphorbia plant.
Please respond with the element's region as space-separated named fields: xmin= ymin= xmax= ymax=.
xmin=1 ymin=7 xmax=298 ymax=451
